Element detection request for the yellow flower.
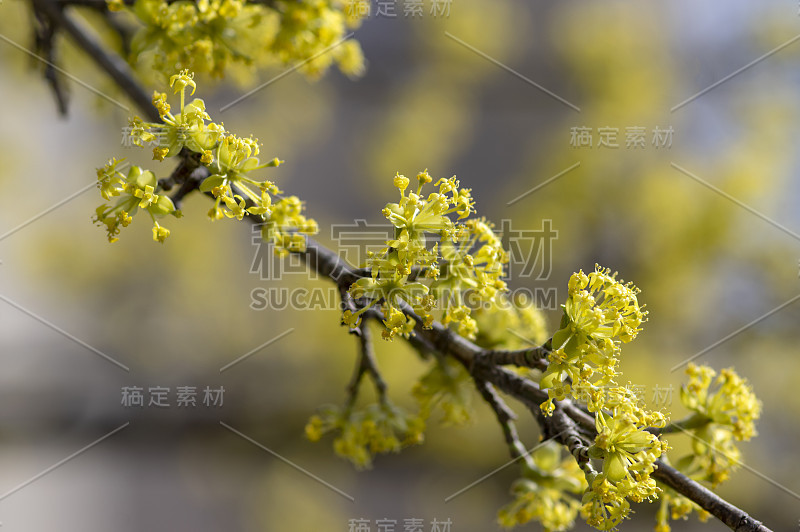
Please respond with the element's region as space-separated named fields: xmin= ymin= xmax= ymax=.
xmin=304 ymin=415 xmax=324 ymax=442
xmin=169 ymin=69 xmax=196 ymax=97
xmin=96 ymin=157 xmax=126 ymax=200
xmin=152 ymin=222 xmax=170 ymax=243
xmin=381 ymin=307 xmax=416 ymax=340
xmin=393 ymin=173 xmax=410 ymax=191
xmin=153 ymin=147 xmax=169 ymax=161
xmin=222 ymin=194 xmax=246 ymax=220
xmin=119 ymin=211 xmax=132 ymax=227
xmin=151 ymin=92 xmax=170 ymax=119
xmin=134 ymin=185 xmax=159 ymax=208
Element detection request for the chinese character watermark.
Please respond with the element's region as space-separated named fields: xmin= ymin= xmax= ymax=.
xmin=347 ymin=0 xmax=453 ymax=19
xmin=569 ymin=126 xmax=673 ymax=149
xmin=121 ymin=385 xmax=225 ymax=407
xmin=347 ymin=517 xmax=453 ymax=532
xmin=120 ymin=126 xmax=168 ymax=149
xmin=249 ymin=219 xmax=561 ymax=311
xmin=498 ymin=219 xmax=557 ymax=281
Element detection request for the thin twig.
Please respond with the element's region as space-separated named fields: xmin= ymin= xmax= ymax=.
xmin=32 ymin=7 xmax=69 ymax=114
xmin=474 ymin=379 xmax=534 ymax=469
xmin=345 ymin=320 xmax=387 ymax=407
xmin=34 ymin=0 xmax=157 ymax=120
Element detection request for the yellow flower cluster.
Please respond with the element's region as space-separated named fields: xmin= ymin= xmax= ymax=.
xmin=272 ymin=0 xmax=367 ymax=79
xmin=527 ymin=269 xmax=763 ymax=531
xmin=472 ymin=291 xmax=549 ymax=350
xmin=95 ymin=70 xmax=317 ymax=251
xmin=258 ymin=196 xmax=320 ymax=256
xmin=113 ymin=0 xmax=366 ymax=80
xmin=431 ymin=218 xmax=509 ymax=338
xmin=539 ymin=266 xmax=647 ymax=415
xmin=93 ymin=160 xmax=181 ymax=243
xmin=532 ymin=267 xmax=668 ymax=530
xmin=412 ymin=358 xmax=473 ymax=427
xmin=681 ymin=363 xmax=760 ymax=441
xmin=344 ymin=171 xmax=508 ymax=340
xmin=654 ymin=488 xmax=709 ymax=532
xmin=131 ymin=78 xmax=223 ymax=160
xmin=304 ymin=402 xmax=424 ymax=469
xmin=582 ymin=395 xmax=668 ymax=530
xmin=121 ymin=0 xmax=279 ymax=77
xmin=676 ymin=363 xmax=761 ymax=487
xmin=498 ymin=441 xmax=586 ymax=531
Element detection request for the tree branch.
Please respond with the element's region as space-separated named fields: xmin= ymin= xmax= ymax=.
xmin=480 ymin=341 xmax=551 ymax=371
xmin=34 ymin=0 xmax=157 ymax=120
xmin=36 ymin=5 xmax=774 ymax=529
xmin=345 ymin=320 xmax=387 ymax=408
xmin=474 ymin=379 xmax=534 ymax=469
xmin=32 ymin=6 xmax=69 ymax=115
xmin=652 ymin=463 xmax=770 ymax=532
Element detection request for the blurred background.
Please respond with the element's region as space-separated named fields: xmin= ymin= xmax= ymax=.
xmin=1 ymin=0 xmax=799 ymax=530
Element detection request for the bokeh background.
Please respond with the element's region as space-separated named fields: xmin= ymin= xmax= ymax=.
xmin=1 ymin=0 xmax=799 ymax=530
